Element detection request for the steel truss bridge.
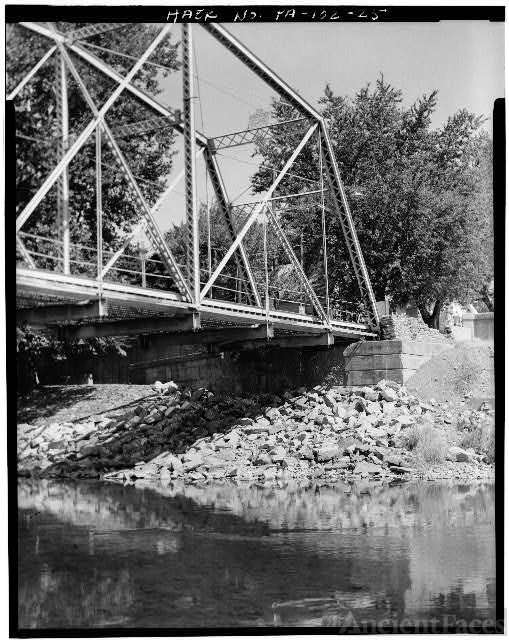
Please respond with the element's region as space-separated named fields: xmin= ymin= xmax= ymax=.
xmin=13 ymin=21 xmax=380 ymax=348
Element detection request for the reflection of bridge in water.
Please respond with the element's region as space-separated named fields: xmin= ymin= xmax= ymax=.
xmin=13 ymin=22 xmax=379 ymax=346
xmin=18 ymin=479 xmax=496 ymax=628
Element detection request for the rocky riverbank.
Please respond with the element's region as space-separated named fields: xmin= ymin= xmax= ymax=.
xmin=17 ymin=379 xmax=494 ymax=486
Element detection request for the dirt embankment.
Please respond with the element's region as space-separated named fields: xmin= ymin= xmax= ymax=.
xmin=406 ymin=340 xmax=494 ymax=407
xmin=17 ymin=384 xmax=154 ymax=428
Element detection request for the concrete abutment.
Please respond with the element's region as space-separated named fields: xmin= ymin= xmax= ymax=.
xmin=344 ymin=339 xmax=451 ymax=386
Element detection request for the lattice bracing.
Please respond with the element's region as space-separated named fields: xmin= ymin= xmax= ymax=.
xmin=210 ymin=118 xmax=307 ymax=151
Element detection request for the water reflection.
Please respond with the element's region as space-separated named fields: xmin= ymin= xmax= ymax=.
xmin=18 ymin=479 xmax=495 ymax=629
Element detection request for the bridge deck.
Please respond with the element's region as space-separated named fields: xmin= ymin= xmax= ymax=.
xmin=16 ymin=267 xmax=376 ymax=340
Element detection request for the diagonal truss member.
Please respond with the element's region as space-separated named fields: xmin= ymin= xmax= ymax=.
xmin=200 ymin=124 xmax=318 ymax=302
xmin=204 ymin=148 xmax=261 ymax=306
xmin=16 ymin=23 xmax=192 ymax=301
xmin=18 ymin=21 xmax=264 ymax=310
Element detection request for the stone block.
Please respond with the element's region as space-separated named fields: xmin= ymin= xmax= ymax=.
xmin=346 ymin=354 xmax=428 ymax=371
xmin=347 ymin=369 xmax=417 ymax=386
xmin=344 ymin=339 xmax=450 ymax=358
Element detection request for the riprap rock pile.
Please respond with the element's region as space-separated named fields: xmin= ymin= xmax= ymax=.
xmin=379 ymin=314 xmax=451 ymax=342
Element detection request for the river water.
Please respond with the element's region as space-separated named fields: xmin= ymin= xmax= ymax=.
xmin=17 ymin=478 xmax=496 ymax=630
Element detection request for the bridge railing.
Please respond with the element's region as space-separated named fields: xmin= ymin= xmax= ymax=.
xmin=17 ymin=231 xmax=369 ymax=324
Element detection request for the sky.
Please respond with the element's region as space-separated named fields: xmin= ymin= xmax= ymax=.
xmin=152 ymin=20 xmax=504 ymax=230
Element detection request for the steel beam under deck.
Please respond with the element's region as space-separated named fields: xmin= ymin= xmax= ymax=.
xmin=17 ymin=268 xmax=376 ymax=339
xmin=60 ymin=313 xmax=201 ymax=339
xmin=216 ymin=332 xmax=336 ymax=351
xmin=17 ymin=299 xmax=109 ymax=325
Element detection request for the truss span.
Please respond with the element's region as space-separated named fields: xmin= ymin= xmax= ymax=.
xmin=12 ymin=21 xmax=380 ymax=344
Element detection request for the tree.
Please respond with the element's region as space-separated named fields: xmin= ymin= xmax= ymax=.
xmin=166 ymin=200 xmax=312 ymax=304
xmin=167 ymin=203 xmax=266 ymax=302
xmin=8 ymin=23 xmax=180 ymax=257
xmin=16 ymin=324 xmax=127 ymax=393
xmin=251 ymin=77 xmax=494 ymax=327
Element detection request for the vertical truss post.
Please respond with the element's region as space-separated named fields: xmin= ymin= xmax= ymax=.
xmin=204 ymin=148 xmax=261 ymax=306
xmin=95 ymin=125 xmax=103 ymax=298
xmin=318 ymin=135 xmax=330 ymax=321
xmin=263 ymin=210 xmax=270 ymax=326
xmin=182 ymin=24 xmax=200 ymax=305
xmin=140 ymin=250 xmax=147 ymax=288
xmin=55 ymin=50 xmax=70 ymax=274
xmin=300 ymin=233 xmax=304 ymax=302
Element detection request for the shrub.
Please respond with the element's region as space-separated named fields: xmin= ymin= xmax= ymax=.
xmin=403 ymin=424 xmax=447 ymax=464
xmin=403 ymin=425 xmax=421 ymax=451
xmin=416 ymin=425 xmax=447 ymax=464
xmin=456 ymin=410 xmax=482 ymax=432
xmin=461 ymin=417 xmax=495 ymax=462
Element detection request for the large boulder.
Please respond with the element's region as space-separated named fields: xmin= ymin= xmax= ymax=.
xmin=314 ymin=445 xmax=341 ymax=462
xmin=182 ymin=453 xmax=203 ymax=471
xmin=378 ymin=386 xmax=399 ymax=403
xmin=299 ymin=446 xmax=314 ymax=461
xmin=353 ymin=461 xmax=381 ymax=476
xmin=362 ymin=387 xmax=380 ymax=402
xmin=269 ymin=445 xmax=286 ymax=463
xmin=446 ymin=446 xmax=473 ymax=463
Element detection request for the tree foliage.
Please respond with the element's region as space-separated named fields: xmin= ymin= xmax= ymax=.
xmin=9 ymin=23 xmax=180 ymax=253
xmin=251 ymin=77 xmax=494 ymax=326
xmin=166 ymin=201 xmax=318 ymax=304
xmin=16 ymin=324 xmax=127 ymax=392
